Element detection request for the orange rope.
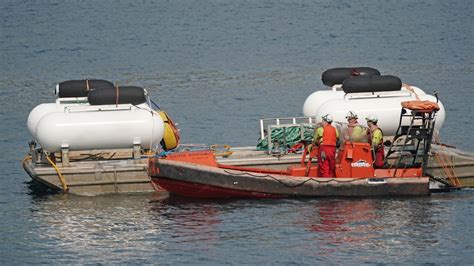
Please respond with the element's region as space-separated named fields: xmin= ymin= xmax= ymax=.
xmin=433 ymin=135 xmax=461 ymax=187
xmin=435 ymin=153 xmax=461 ymax=187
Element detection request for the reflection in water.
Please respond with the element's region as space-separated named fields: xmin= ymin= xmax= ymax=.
xmin=149 ymin=197 xmax=224 ymax=248
xmin=290 ymin=198 xmax=452 ymax=262
xmin=30 ymin=193 xmax=166 ymax=263
xmin=29 ymin=193 xmax=243 ymax=263
xmin=305 ymin=199 xmax=379 ymax=233
xmin=26 ymin=191 xmax=473 ymax=264
xmin=292 ymin=199 xmax=381 ymax=260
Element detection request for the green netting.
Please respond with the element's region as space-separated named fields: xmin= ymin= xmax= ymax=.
xmin=256 ymin=125 xmax=316 ymax=151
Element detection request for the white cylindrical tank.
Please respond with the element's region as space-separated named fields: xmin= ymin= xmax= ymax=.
xmin=35 ymin=105 xmax=165 ymax=152
xmin=27 ymin=103 xmax=61 ymax=137
xmin=302 ymin=89 xmax=345 ymax=118
xmin=303 ymin=85 xmax=427 ymax=117
xmin=27 ymin=98 xmax=90 ymax=138
xmin=314 ymin=94 xmax=445 ymax=136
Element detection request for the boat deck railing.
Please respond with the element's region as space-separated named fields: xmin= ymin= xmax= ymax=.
xmin=259 ymin=116 xmax=318 ymax=155
xmin=259 ymin=117 xmax=317 ymax=139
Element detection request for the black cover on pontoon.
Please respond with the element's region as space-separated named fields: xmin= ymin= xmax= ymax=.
xmin=57 ymin=79 xmax=114 ymax=98
xmin=88 ymin=86 xmax=147 ymax=105
xmin=322 ymin=67 xmax=381 ymax=87
xmin=342 ymin=75 xmax=402 ymax=93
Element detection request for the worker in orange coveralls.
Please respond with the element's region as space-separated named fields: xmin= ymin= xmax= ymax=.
xmin=314 ymin=114 xmax=339 ymax=177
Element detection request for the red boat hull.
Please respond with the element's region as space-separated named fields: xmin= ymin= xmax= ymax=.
xmin=155 ymin=178 xmax=283 ymax=199
xmin=148 ymin=156 xmax=430 ymax=199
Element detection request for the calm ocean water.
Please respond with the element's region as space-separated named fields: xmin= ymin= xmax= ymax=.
xmin=1 ymin=0 xmax=473 ymax=264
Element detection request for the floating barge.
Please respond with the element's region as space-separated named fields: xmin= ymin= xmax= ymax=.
xmin=427 ymin=145 xmax=474 ymax=188
xmin=23 ymin=147 xmax=157 ymax=196
xmin=23 ymin=79 xmax=178 ymax=196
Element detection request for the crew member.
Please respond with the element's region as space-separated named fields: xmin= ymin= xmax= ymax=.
xmin=366 ymin=114 xmax=384 ymax=168
xmin=314 ymin=114 xmax=339 ymax=177
xmin=345 ymin=111 xmax=367 ymax=142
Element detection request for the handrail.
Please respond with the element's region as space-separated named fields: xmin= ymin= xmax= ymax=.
xmin=259 ymin=116 xmax=316 ymax=139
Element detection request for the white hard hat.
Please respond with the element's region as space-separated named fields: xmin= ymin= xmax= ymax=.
xmin=322 ymin=114 xmax=333 ymax=123
xmin=346 ymin=111 xmax=358 ymax=119
xmin=366 ymin=114 xmax=378 ymax=123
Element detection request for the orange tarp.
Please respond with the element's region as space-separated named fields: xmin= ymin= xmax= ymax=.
xmin=401 ymin=100 xmax=440 ymax=112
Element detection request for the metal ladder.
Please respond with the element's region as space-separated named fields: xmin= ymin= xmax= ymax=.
xmin=385 ymin=109 xmax=437 ymax=176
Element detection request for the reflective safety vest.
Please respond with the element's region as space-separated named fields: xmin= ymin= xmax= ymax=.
xmin=348 ymin=124 xmax=367 ymax=142
xmin=315 ymin=124 xmax=339 ymax=146
xmin=368 ymin=126 xmax=384 ymax=149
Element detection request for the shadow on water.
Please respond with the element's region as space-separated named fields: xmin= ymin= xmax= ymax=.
xmin=150 ymin=193 xmax=269 ymax=205
xmin=25 ymin=180 xmax=59 ymax=199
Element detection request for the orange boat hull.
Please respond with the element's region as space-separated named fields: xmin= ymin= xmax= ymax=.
xmin=148 ymin=151 xmax=430 ymax=199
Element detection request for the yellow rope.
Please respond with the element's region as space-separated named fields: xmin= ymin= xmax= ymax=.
xmin=143 ymin=150 xmax=156 ymax=157
xmin=44 ymin=152 xmax=69 ymax=193
xmin=210 ymin=144 xmax=233 ymax=157
xmin=22 ymin=155 xmax=32 ymax=167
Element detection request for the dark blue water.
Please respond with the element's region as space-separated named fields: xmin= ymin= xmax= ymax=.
xmin=1 ymin=0 xmax=473 ymax=264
